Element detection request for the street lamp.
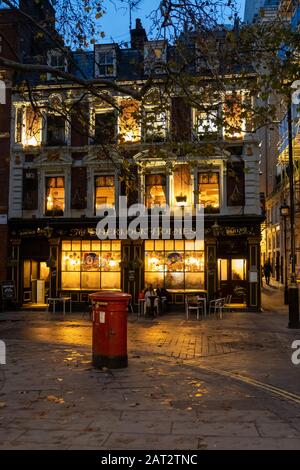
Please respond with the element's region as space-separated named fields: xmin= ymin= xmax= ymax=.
xmin=212 ymin=220 xmax=220 ymax=238
xmin=280 ymin=201 xmax=290 ymax=305
xmin=287 ymin=97 xmax=300 ymax=328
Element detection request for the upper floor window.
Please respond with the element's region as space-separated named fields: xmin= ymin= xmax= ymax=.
xmin=119 ymin=99 xmax=140 ymax=143
xmin=45 ymin=176 xmax=65 ymax=216
xmin=144 ymin=41 xmax=167 ymax=75
xmin=47 ymin=115 xmax=66 ymax=146
xmin=198 ymin=172 xmax=220 ymax=214
xmin=194 ymin=108 xmax=219 ymax=140
xmin=224 ymin=94 xmax=243 ymax=140
xmin=144 ymin=109 xmax=167 ymax=143
xmin=173 ymin=164 xmax=193 ymax=208
xmin=95 ymin=176 xmax=115 ymax=215
xmin=95 ymin=45 xmax=117 ymax=77
xmin=15 ymin=107 xmax=23 ymax=143
xmin=145 ymin=174 xmax=167 ymax=208
xmin=94 ymin=111 xmax=117 ymax=144
xmin=15 ymin=106 xmax=42 ymax=146
xmin=47 ymin=50 xmax=68 ymax=80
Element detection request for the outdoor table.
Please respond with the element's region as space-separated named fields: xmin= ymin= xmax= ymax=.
xmin=47 ymin=297 xmax=72 ymax=316
xmin=167 ymin=289 xmax=208 ymax=314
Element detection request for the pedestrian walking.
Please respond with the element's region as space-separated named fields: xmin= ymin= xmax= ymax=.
xmin=264 ymin=260 xmax=272 ymax=286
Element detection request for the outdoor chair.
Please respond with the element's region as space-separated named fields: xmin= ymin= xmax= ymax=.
xmin=185 ymin=296 xmax=204 ymax=320
xmin=138 ymin=298 xmax=146 ymax=317
xmin=223 ymin=295 xmax=232 ymax=313
xmin=209 ymin=298 xmax=225 ymax=319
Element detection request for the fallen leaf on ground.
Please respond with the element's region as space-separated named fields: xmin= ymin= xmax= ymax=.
xmin=46 ymin=395 xmax=65 ymax=404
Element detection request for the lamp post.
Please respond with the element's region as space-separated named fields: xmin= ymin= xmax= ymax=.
xmin=280 ymin=201 xmax=290 ymax=305
xmin=287 ymin=97 xmax=300 ymax=328
xmin=212 ymin=220 xmax=220 ymax=238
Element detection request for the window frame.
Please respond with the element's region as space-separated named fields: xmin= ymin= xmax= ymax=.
xmin=46 ymin=114 xmax=67 ymax=146
xmin=45 ymin=175 xmax=65 ymax=216
xmin=143 ymin=107 xmax=168 ymax=143
xmin=144 ymin=172 xmax=167 ymax=209
xmin=47 ymin=50 xmax=68 ymax=81
xmin=95 ymin=46 xmax=117 ymax=78
xmin=197 ymin=170 xmax=221 ymax=214
xmin=94 ymin=174 xmax=116 ymax=214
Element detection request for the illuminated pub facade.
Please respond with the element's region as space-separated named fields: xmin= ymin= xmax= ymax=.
xmin=7 ymin=22 xmax=264 ymax=310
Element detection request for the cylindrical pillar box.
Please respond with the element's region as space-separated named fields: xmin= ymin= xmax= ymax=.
xmin=90 ymin=291 xmax=131 ymax=369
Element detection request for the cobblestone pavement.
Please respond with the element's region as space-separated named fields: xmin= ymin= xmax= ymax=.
xmin=0 ymin=287 xmax=300 ymax=450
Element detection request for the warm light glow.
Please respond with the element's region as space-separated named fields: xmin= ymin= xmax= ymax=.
xmin=224 ymin=94 xmax=243 ymax=140
xmin=145 ymin=174 xmax=166 ymax=208
xmin=61 ymin=240 xmax=122 ymax=290
xmin=198 ymin=172 xmax=220 ymax=213
xmin=25 ymin=107 xmax=42 ymax=146
xmin=119 ymin=99 xmax=140 ymax=143
xmin=46 ymin=177 xmax=65 ymax=214
xmin=173 ymin=165 xmax=192 ymax=208
xmin=232 ymin=259 xmax=246 ymax=281
xmin=25 ymin=136 xmax=39 ymax=147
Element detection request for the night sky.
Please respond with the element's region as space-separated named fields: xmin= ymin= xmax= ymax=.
xmin=99 ymin=0 xmax=246 ymax=45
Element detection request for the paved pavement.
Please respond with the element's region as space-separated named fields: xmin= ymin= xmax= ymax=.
xmin=0 ymin=285 xmax=300 ymax=450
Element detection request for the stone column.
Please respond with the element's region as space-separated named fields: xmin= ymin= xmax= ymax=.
xmin=49 ymin=238 xmax=60 ymax=298
xmin=206 ymin=238 xmax=217 ymax=300
xmin=248 ymin=236 xmax=261 ymax=311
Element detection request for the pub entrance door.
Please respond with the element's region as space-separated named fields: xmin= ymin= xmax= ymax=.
xmin=218 ymin=258 xmax=247 ymax=304
xmin=23 ymin=260 xmax=50 ymax=304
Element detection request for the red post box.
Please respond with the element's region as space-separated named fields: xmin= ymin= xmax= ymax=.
xmin=90 ymin=291 xmax=131 ymax=369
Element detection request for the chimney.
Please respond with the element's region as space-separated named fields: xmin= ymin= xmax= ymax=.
xmin=130 ymin=18 xmax=147 ymax=50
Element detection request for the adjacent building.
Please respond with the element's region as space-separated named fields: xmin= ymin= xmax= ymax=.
xmin=261 ymin=0 xmax=300 ymax=285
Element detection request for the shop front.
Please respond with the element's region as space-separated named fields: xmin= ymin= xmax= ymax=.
xmin=9 ymin=218 xmax=262 ymax=311
xmin=9 ymin=222 xmax=123 ymax=307
xmin=141 ymin=219 xmax=262 ymax=311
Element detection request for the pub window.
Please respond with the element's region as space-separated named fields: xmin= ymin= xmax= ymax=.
xmin=47 ymin=50 xmax=68 ymax=80
xmin=173 ymin=164 xmax=192 ymax=207
xmin=23 ymin=169 xmax=38 ymax=211
xmin=25 ymin=107 xmax=42 ymax=146
xmin=145 ymin=173 xmax=167 ymax=208
xmin=144 ymin=240 xmax=205 ymax=290
xmin=198 ymin=172 xmax=220 ymax=213
xmin=194 ymin=109 xmax=219 ymax=139
xmin=15 ymin=107 xmax=23 ymax=143
xmin=47 ymin=115 xmax=66 ymax=146
xmin=95 ymin=48 xmax=116 ymax=77
xmin=95 ymin=175 xmax=115 ymax=214
xmin=144 ymin=109 xmax=167 ymax=142
xmin=144 ymin=41 xmax=167 ymax=75
xmin=218 ymin=259 xmax=228 ymax=282
xmin=94 ymin=112 xmax=116 ymax=144
xmin=232 ymin=259 xmax=247 ymax=281
xmin=61 ymin=240 xmax=121 ymax=290
xmin=45 ymin=176 xmax=65 ymax=216
xmin=119 ymin=99 xmax=140 ymax=143
xmin=227 ymin=162 xmax=245 ymax=207
xmin=224 ymin=94 xmax=243 ymax=140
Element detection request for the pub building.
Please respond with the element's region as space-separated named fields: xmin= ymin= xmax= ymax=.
xmin=6 ymin=17 xmax=264 ymax=311
xmin=8 ymin=143 xmax=263 ymax=311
